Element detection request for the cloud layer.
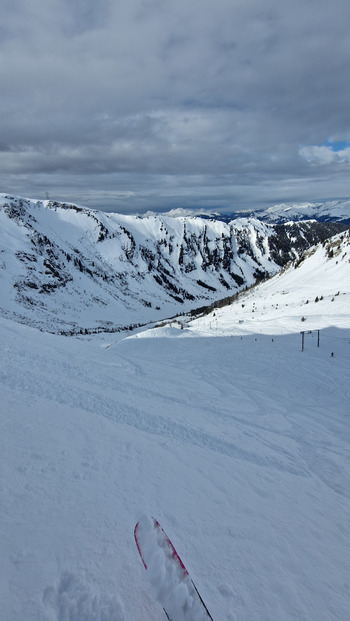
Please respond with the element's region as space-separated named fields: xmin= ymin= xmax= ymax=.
xmin=1 ymin=0 xmax=350 ymax=212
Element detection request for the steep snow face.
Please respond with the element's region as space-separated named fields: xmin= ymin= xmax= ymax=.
xmin=0 ymin=194 xmax=347 ymax=334
xmin=0 ymin=195 xmax=271 ymax=334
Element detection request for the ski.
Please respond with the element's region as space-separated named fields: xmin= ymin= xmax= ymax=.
xmin=134 ymin=516 xmax=214 ymax=621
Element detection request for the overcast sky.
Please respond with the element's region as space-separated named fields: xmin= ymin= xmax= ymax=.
xmin=1 ymin=0 xmax=350 ymax=213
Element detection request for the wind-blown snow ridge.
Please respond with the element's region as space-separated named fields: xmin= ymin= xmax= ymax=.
xmin=0 ymin=193 xmax=346 ymax=334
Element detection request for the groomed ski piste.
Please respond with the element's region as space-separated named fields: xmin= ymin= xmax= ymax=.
xmin=1 ymin=230 xmax=350 ymax=620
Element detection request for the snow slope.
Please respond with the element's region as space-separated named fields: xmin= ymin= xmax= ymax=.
xmin=1 ymin=230 xmax=350 ymax=620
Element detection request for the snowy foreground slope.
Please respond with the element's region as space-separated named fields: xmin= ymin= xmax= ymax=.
xmin=1 ymin=232 xmax=350 ymax=620
xmin=1 ymin=325 xmax=350 ymax=620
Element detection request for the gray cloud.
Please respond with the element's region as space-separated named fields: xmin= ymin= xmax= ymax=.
xmin=1 ymin=0 xmax=350 ymax=212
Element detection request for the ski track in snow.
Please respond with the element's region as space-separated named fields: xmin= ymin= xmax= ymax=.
xmin=3 ymin=327 xmax=345 ymax=481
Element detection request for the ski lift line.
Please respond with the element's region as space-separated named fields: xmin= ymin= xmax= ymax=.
xmin=299 ymin=329 xmax=350 ymax=350
xmin=300 ymin=329 xmax=320 ymax=351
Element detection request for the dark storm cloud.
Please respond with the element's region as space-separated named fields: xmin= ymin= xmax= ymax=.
xmin=1 ymin=0 xmax=350 ymax=212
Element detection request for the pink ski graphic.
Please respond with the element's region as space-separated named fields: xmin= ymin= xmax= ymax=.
xmin=134 ymin=516 xmax=214 ymax=621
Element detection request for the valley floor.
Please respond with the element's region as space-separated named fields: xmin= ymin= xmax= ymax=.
xmin=1 ymin=316 xmax=350 ymax=620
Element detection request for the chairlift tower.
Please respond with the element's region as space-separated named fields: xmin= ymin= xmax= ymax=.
xmin=300 ymin=329 xmax=320 ymax=351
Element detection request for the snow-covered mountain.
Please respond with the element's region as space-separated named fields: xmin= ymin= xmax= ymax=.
xmin=254 ymin=199 xmax=350 ymax=224
xmin=246 ymin=198 xmax=350 ymax=224
xmin=0 ymin=194 xmax=346 ymax=334
xmin=210 ymin=198 xmax=350 ymax=225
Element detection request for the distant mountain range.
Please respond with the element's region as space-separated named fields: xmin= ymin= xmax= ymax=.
xmin=0 ymin=194 xmax=348 ymax=334
xmin=204 ymin=199 xmax=350 ymax=225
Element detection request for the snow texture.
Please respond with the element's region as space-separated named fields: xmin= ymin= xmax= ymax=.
xmin=42 ymin=572 xmax=125 ymax=621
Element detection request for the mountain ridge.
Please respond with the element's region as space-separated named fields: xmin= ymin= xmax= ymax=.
xmin=0 ymin=194 xmax=348 ymax=334
xmin=198 ymin=198 xmax=350 ymax=225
